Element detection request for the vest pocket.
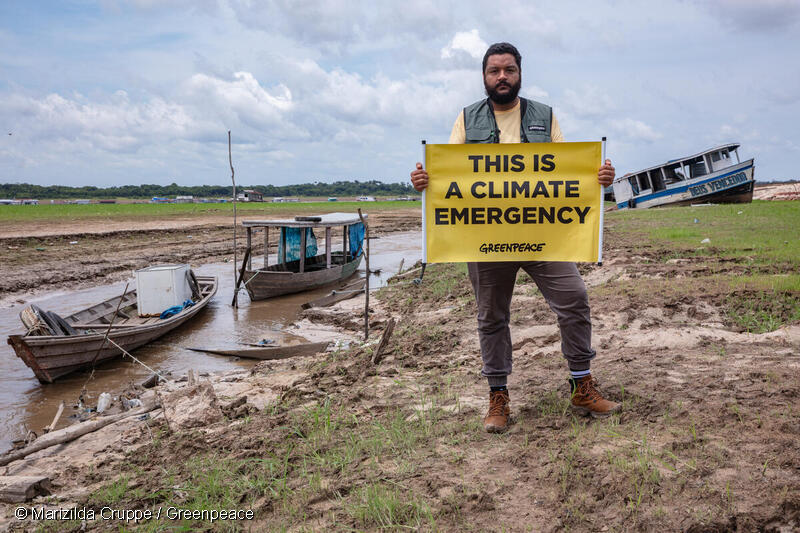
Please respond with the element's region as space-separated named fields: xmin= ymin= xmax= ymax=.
xmin=465 ymin=127 xmax=495 ymax=144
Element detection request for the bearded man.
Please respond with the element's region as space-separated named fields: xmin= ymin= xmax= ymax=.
xmin=410 ymin=42 xmax=620 ymax=433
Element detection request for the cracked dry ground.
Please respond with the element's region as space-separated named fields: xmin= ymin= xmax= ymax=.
xmin=12 ymin=215 xmax=796 ymax=532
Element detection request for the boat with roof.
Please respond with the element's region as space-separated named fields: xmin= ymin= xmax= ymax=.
xmin=612 ymin=143 xmax=754 ymax=209
xmin=237 ymin=212 xmax=366 ymax=301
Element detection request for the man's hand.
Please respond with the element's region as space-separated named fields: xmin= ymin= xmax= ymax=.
xmin=598 ymin=159 xmax=615 ymax=187
xmin=410 ymin=162 xmax=429 ymax=192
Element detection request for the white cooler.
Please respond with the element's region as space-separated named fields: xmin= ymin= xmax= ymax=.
xmin=135 ymin=264 xmax=192 ymax=316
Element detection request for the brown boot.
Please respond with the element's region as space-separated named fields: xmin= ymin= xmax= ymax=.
xmin=484 ymin=389 xmax=510 ymax=433
xmin=570 ymin=376 xmax=621 ymax=418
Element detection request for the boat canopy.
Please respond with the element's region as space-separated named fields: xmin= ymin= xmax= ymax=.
xmin=242 ymin=212 xmax=365 ymax=228
xmin=614 ymin=144 xmax=741 ymax=186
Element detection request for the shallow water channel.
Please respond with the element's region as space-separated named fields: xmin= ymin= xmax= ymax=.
xmin=0 ymin=231 xmax=421 ymax=453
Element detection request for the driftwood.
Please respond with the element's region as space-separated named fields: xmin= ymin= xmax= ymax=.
xmin=390 ymin=266 xmax=422 ymax=281
xmin=301 ymin=279 xmax=366 ymax=309
xmin=0 ymin=401 xmax=159 ymax=467
xmin=372 ymin=318 xmax=396 ymax=365
xmin=43 ymin=401 xmax=65 ymax=434
xmin=187 ymin=341 xmax=330 ymax=360
xmin=0 ymin=475 xmax=52 ymax=503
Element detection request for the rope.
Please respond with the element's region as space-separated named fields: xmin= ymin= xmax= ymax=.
xmin=106 ymin=338 xmax=168 ymax=381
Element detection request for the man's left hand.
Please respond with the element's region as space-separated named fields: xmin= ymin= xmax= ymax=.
xmin=598 ymin=159 xmax=615 ymax=187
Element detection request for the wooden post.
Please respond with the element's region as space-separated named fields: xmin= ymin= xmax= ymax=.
xmin=281 ymin=228 xmax=286 ymax=265
xmin=325 ymin=226 xmax=332 ymax=268
xmin=358 ymin=209 xmax=369 ymax=340
xmin=264 ymin=226 xmax=269 ymax=268
xmin=299 ymin=228 xmax=307 ymax=273
xmin=246 ymin=227 xmax=252 ymax=270
xmin=342 ymin=225 xmax=347 ymax=263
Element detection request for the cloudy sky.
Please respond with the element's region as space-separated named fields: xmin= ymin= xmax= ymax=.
xmin=1 ymin=0 xmax=798 ymax=187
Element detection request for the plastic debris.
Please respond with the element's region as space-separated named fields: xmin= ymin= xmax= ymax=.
xmin=122 ymin=397 xmax=143 ymax=410
xmin=693 ymin=218 xmax=699 ymax=224
xmin=96 ymin=392 xmax=112 ymax=413
xmin=700 ymin=238 xmax=711 ymax=244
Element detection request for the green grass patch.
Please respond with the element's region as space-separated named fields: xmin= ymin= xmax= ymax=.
xmin=608 ymin=200 xmax=800 ymax=263
xmin=0 ymin=200 xmax=420 ymax=222
xmin=347 ymin=482 xmax=436 ymax=530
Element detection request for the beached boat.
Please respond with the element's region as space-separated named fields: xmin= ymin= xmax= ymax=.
xmin=612 ymin=144 xmax=754 ymax=209
xmin=238 ymin=213 xmax=366 ymax=301
xmin=7 ymin=275 xmax=217 ymax=383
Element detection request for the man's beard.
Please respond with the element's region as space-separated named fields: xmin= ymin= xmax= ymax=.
xmin=484 ymin=78 xmax=521 ymax=105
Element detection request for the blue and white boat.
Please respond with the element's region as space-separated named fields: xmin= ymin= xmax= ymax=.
xmin=612 ymin=144 xmax=754 ymax=209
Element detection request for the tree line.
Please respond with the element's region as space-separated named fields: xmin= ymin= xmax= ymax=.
xmin=0 ymin=180 xmax=418 ymax=200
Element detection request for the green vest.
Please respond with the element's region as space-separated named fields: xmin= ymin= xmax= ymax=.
xmin=463 ymin=97 xmax=552 ymax=144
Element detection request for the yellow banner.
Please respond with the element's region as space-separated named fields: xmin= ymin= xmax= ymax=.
xmin=424 ymin=142 xmax=603 ymax=263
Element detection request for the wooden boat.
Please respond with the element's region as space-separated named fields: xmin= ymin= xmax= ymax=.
xmin=612 ymin=144 xmax=754 ymax=209
xmin=186 ymin=342 xmax=330 ymax=360
xmin=238 ymin=213 xmax=366 ymax=301
xmin=7 ymin=276 xmax=217 ymax=383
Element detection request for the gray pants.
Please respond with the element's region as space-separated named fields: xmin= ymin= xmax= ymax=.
xmin=467 ymin=261 xmax=595 ymax=382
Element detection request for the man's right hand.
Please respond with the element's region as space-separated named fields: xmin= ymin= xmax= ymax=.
xmin=410 ymin=162 xmax=428 ymax=192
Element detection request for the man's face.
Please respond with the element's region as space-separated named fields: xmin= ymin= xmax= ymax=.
xmin=483 ymin=53 xmax=521 ymax=105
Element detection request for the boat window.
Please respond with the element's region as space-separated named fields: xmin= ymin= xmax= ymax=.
xmin=709 ymin=149 xmax=734 ymax=171
xmin=637 ymin=173 xmax=651 ymax=191
xmin=663 ymin=163 xmax=685 ymax=183
xmin=629 ymin=176 xmax=640 ymax=195
xmin=685 ymin=156 xmax=708 ymax=179
xmin=649 ymin=169 xmax=666 ymax=191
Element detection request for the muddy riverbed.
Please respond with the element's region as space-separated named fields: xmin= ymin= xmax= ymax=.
xmin=0 ymin=211 xmax=421 ymax=453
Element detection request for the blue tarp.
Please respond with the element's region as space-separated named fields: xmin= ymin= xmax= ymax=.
xmin=278 ymin=227 xmax=318 ymax=262
xmin=160 ymin=299 xmax=194 ymax=319
xmin=348 ymin=222 xmax=365 ymax=258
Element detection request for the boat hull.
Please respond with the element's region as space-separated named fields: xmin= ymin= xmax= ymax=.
xmin=7 ymin=277 xmax=217 ymax=383
xmin=616 ymin=160 xmax=754 ymax=209
xmin=243 ymin=254 xmax=363 ymax=301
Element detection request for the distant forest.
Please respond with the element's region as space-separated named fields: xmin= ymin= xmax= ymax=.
xmin=0 ymin=180 xmax=418 ymax=200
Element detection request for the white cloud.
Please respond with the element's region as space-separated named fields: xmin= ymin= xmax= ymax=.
xmin=609 ymin=118 xmax=663 ymax=143
xmin=441 ymin=29 xmax=487 ymax=60
xmin=184 ymin=71 xmax=294 ymax=129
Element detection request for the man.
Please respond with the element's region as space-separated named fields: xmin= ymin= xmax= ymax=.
xmin=410 ymin=42 xmax=620 ymax=433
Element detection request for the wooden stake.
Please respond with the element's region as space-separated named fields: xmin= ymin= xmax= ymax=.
xmin=372 ymin=318 xmax=396 ymax=365
xmin=358 ymin=209 xmax=369 ymax=340
xmin=229 ymin=131 xmax=238 ymax=306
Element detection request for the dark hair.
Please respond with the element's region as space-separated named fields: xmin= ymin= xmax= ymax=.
xmin=482 ymin=42 xmax=521 ymax=73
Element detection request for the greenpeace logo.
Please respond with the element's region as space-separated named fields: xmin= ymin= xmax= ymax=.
xmin=479 ymin=242 xmax=546 ymax=254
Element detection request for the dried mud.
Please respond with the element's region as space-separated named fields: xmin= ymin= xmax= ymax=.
xmin=1 ymin=213 xmax=799 ymax=532
xmin=0 ymin=210 xmax=420 ymax=303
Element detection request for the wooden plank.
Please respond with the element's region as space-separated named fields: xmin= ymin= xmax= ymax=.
xmin=246 ymin=227 xmax=252 ymax=270
xmin=325 ymin=226 xmax=331 ymax=268
xmin=264 ymin=226 xmax=269 ymax=268
xmin=186 ymin=342 xmax=330 ymax=360
xmin=299 ymin=227 xmax=306 ymax=274
xmin=0 ymin=476 xmax=52 ymax=503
